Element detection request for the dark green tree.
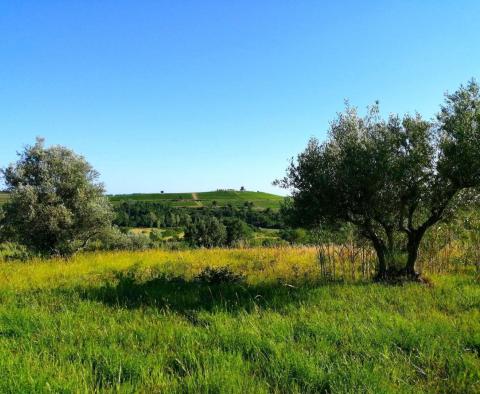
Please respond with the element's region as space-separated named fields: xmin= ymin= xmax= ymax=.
xmin=223 ymin=217 xmax=252 ymax=246
xmin=279 ymin=228 xmax=310 ymax=245
xmin=184 ymin=216 xmax=227 ymax=247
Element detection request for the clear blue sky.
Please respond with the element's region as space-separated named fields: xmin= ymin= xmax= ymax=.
xmin=1 ymin=1 xmax=479 ymax=195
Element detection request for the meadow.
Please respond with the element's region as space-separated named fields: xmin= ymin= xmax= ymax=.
xmin=0 ymin=247 xmax=478 ymax=393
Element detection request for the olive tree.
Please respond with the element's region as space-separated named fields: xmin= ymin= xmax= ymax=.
xmin=277 ymin=81 xmax=480 ymax=279
xmin=223 ymin=217 xmax=252 ymax=246
xmin=184 ymin=217 xmax=227 ymax=248
xmin=1 ymin=138 xmax=114 ymax=256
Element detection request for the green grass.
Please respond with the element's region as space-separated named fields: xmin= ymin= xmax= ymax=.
xmin=109 ymin=192 xmax=194 ymax=202
xmin=109 ymin=190 xmax=284 ymax=209
xmin=0 ymin=248 xmax=478 ymax=393
xmin=1 ymin=190 xmax=285 ymax=209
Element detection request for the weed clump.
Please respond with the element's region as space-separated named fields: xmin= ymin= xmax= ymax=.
xmin=194 ymin=266 xmax=245 ymax=284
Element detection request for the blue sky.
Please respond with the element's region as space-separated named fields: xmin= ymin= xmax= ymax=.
xmin=1 ymin=1 xmax=479 ymax=195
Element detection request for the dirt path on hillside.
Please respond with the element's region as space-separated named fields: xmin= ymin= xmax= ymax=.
xmin=191 ymin=192 xmax=202 ymax=207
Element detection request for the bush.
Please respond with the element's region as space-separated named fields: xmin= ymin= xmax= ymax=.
xmin=149 ymin=229 xmax=163 ymax=242
xmin=184 ymin=217 xmax=227 ymax=248
xmin=0 ymin=242 xmax=32 ymax=261
xmin=194 ymin=266 xmax=245 ymax=284
xmin=223 ymin=218 xmax=252 ymax=246
xmin=162 ymin=229 xmax=178 ymax=238
xmin=279 ymin=228 xmax=311 ymax=244
xmin=89 ymin=227 xmax=151 ymax=251
xmin=261 ymin=238 xmax=289 ymax=247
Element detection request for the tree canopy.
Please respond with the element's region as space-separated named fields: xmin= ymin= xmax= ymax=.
xmin=1 ymin=138 xmax=113 ymax=256
xmin=184 ymin=216 xmax=227 ymax=248
xmin=277 ymin=81 xmax=480 ymax=279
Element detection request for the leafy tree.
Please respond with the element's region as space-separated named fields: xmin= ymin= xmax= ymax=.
xmin=277 ymin=81 xmax=480 ymax=279
xmin=223 ymin=217 xmax=252 ymax=246
xmin=112 ymin=201 xmax=284 ymax=230
xmin=1 ymin=138 xmax=113 ymax=256
xmin=279 ymin=228 xmax=310 ymax=245
xmin=184 ymin=217 xmax=227 ymax=247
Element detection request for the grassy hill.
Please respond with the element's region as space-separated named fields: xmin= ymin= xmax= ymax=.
xmin=109 ymin=190 xmax=285 ymax=209
xmin=0 ymin=190 xmax=285 ymax=209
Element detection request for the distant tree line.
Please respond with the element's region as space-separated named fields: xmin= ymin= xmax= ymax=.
xmin=112 ymin=201 xmax=284 ymax=229
xmin=184 ymin=216 xmax=253 ymax=248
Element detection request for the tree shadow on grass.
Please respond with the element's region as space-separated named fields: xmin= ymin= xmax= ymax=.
xmin=77 ymin=269 xmax=315 ymax=316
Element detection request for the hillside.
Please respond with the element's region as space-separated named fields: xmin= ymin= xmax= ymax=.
xmin=0 ymin=190 xmax=285 ymax=210
xmin=108 ymin=190 xmax=285 ymax=209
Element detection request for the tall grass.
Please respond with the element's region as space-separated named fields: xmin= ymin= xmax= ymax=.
xmin=0 ymin=247 xmax=478 ymax=392
xmin=1 ymin=239 xmax=475 ymax=292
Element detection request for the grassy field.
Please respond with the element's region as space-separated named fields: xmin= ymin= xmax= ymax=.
xmin=109 ymin=190 xmax=285 ymax=209
xmin=0 ymin=248 xmax=478 ymax=393
xmin=0 ymin=190 xmax=285 ymax=209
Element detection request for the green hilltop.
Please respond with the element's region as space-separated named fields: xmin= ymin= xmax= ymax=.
xmin=0 ymin=190 xmax=285 ymax=209
xmin=108 ymin=190 xmax=285 ymax=209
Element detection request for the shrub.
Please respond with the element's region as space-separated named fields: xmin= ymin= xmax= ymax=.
xmin=149 ymin=229 xmax=163 ymax=242
xmin=90 ymin=227 xmax=151 ymax=251
xmin=184 ymin=217 xmax=227 ymax=248
xmin=194 ymin=266 xmax=245 ymax=284
xmin=223 ymin=218 xmax=252 ymax=246
xmin=0 ymin=242 xmax=32 ymax=261
xmin=279 ymin=228 xmax=310 ymax=245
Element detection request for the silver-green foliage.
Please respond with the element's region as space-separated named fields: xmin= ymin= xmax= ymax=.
xmin=278 ymin=80 xmax=480 ymax=278
xmin=1 ymin=138 xmax=113 ymax=256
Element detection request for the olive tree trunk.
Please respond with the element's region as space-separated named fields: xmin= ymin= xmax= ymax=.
xmin=404 ymin=228 xmax=428 ymax=278
xmin=369 ymin=235 xmax=388 ymax=280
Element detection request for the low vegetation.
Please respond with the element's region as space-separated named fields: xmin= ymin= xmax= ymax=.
xmin=0 ymin=248 xmax=477 ymax=392
xmin=112 ymin=200 xmax=283 ymax=229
